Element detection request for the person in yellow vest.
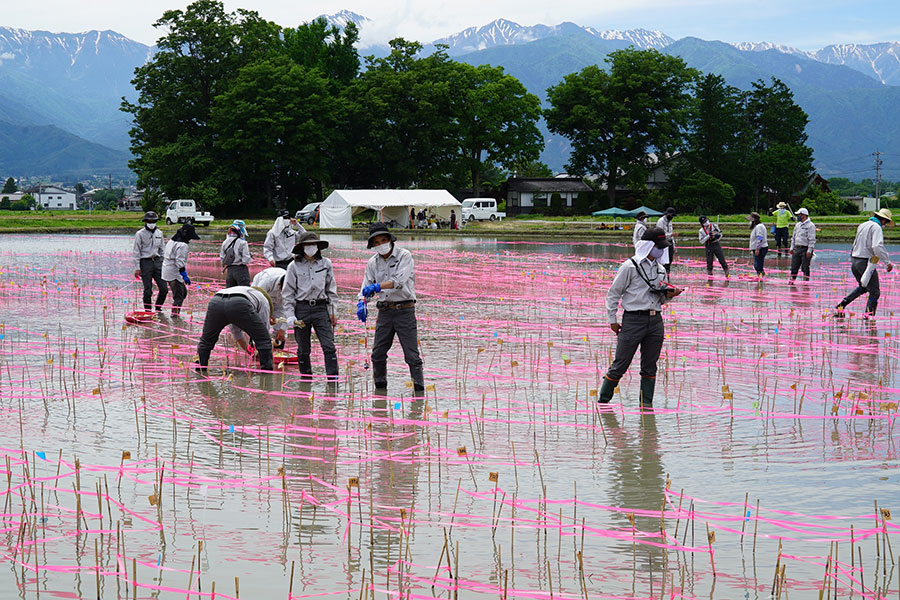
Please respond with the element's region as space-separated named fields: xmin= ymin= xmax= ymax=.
xmin=770 ymin=202 xmax=795 ymax=254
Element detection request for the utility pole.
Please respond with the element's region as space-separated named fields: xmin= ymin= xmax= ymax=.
xmin=873 ymin=150 xmax=883 ymax=209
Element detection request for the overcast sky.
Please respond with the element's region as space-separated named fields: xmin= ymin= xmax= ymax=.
xmin=3 ymin=0 xmax=899 ymax=49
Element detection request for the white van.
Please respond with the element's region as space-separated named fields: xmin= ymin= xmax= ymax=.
xmin=461 ymin=198 xmax=505 ymax=222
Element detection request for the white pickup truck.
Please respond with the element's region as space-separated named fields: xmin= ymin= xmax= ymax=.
xmin=165 ymin=199 xmax=214 ymax=226
xmin=461 ymin=198 xmax=506 ymax=222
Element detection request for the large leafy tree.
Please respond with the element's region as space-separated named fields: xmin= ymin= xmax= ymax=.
xmin=545 ymin=48 xmax=697 ymax=206
xmin=745 ymin=78 xmax=814 ymax=210
xmin=122 ymin=0 xmax=282 ymax=208
xmin=2 ymin=177 xmax=17 ymax=194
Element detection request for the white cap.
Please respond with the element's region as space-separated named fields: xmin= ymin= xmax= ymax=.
xmin=796 ymin=208 xmax=809 ymax=216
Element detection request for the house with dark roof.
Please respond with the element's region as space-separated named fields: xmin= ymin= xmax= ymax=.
xmin=502 ymin=176 xmax=593 ymax=215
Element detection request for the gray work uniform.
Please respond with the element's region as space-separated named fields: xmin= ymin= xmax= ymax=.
xmin=359 ymin=247 xmax=423 ymax=389
xmin=197 ymin=286 xmax=273 ymax=370
xmin=790 ymin=218 xmax=817 ymax=279
xmin=604 ymin=257 xmax=670 ymax=382
xmin=655 ymin=216 xmax=675 ymax=268
xmin=263 ymin=217 xmax=305 ymax=269
xmin=699 ymin=222 xmax=728 ymax=274
xmin=283 ymin=256 xmax=339 ymax=377
xmin=133 ymin=226 xmax=166 ymax=311
xmin=161 ymin=239 xmax=189 ymax=314
xmin=840 ymin=219 xmax=893 ymax=314
xmin=632 ymin=220 xmax=647 ymax=248
xmin=220 ymin=234 xmax=252 ymax=287
xmin=750 ymin=222 xmax=769 ymax=275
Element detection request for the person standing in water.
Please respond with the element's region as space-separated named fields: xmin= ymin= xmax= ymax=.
xmin=133 ymin=211 xmax=167 ymax=311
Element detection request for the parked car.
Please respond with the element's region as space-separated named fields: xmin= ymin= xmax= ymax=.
xmin=165 ymin=199 xmax=214 ymax=226
xmin=296 ymin=202 xmax=322 ymax=225
xmin=461 ymin=198 xmax=505 ymax=222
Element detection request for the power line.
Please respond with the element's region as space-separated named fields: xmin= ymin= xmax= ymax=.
xmin=873 ymin=150 xmax=883 ymax=203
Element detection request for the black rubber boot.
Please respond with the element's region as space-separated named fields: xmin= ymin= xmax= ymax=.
xmin=639 ymin=377 xmax=656 ymax=406
xmin=598 ymin=377 xmax=617 ymax=404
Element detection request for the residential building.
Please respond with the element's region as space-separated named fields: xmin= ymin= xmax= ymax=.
xmin=503 ymin=176 xmax=593 ymax=215
xmin=24 ymin=185 xmax=77 ymax=210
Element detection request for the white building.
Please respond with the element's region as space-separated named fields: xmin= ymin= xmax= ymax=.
xmin=25 ymin=185 xmax=77 ymax=210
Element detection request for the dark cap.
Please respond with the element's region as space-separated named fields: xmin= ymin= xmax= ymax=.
xmin=142 ymin=211 xmax=159 ymax=222
xmin=277 ymin=209 xmax=291 ymax=219
xmin=641 ymin=226 xmax=669 ymax=249
xmin=698 ymin=215 xmax=708 ymax=224
xmin=174 ymin=222 xmax=200 ymax=242
xmin=366 ymin=222 xmax=397 ymax=249
xmin=665 ymin=207 xmax=676 ymax=216
xmin=291 ymin=231 xmax=329 ymax=254
xmin=635 ymin=211 xmax=647 ymax=220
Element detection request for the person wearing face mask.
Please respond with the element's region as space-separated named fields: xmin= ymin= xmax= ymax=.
xmin=769 ymin=202 xmax=795 ymax=254
xmin=133 ymin=211 xmax=167 ymax=311
xmin=161 ymin=222 xmax=200 ymax=317
xmin=655 ymin=207 xmax=677 ymax=274
xmin=356 ymin=222 xmax=424 ymax=392
xmin=746 ymin=212 xmax=769 ymax=279
xmin=789 ymin=208 xmax=816 ymax=283
xmin=836 ymin=208 xmax=894 ymax=317
xmin=632 ymin=211 xmax=647 ymax=248
xmin=598 ymin=226 xmax=683 ymax=406
xmin=220 ymin=219 xmax=252 ymax=287
xmin=282 ymin=232 xmax=339 ymax=380
xmin=698 ymin=215 xmax=729 ymax=278
xmin=264 ymin=209 xmax=305 ymax=269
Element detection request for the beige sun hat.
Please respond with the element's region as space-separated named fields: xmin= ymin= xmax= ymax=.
xmin=872 ymin=208 xmax=894 ymax=226
xmin=776 ymin=202 xmax=788 ymax=209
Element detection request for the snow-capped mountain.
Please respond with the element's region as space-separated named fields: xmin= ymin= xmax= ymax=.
xmin=732 ymin=40 xmax=900 ymax=85
xmin=317 ymin=10 xmax=370 ymax=31
xmin=432 ymin=19 xmax=673 ymax=56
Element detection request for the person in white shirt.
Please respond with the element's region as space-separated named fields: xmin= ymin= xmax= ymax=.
xmin=263 ymin=209 xmax=305 ymax=269
xmin=698 ymin=215 xmax=729 ymax=277
xmin=220 ymin=220 xmax=252 ymax=287
xmin=356 ymin=222 xmax=423 ymax=392
xmin=132 ymin=211 xmax=166 ymax=311
xmin=160 ymin=222 xmax=200 ymax=316
xmin=836 ymin=208 xmax=894 ymax=316
xmin=655 ymin=207 xmax=677 ymax=273
xmin=632 ymin=211 xmax=647 ymax=248
xmin=789 ymin=208 xmax=817 ymax=283
xmin=746 ymin=212 xmax=769 ymax=279
xmin=196 ymin=286 xmax=275 ymax=371
xmin=598 ymin=226 xmax=683 ymax=406
xmin=282 ymin=232 xmax=339 ymax=379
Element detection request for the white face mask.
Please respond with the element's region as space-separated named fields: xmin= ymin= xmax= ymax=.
xmin=303 ymin=245 xmax=318 ymax=257
xmin=374 ymin=242 xmax=392 ymax=256
xmin=648 ymin=246 xmax=664 ymax=260
xmin=146 ymin=222 xmax=157 ymax=230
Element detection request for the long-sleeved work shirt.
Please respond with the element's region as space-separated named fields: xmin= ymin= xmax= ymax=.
xmin=216 ymin=286 xmax=272 ymax=340
xmin=133 ymin=227 xmax=164 ymax=269
xmin=791 ymin=218 xmax=816 ymax=251
xmin=773 ymin=208 xmax=794 ymax=228
xmin=358 ymin=247 xmax=416 ymax=303
xmin=282 ymin=257 xmax=339 ymax=317
xmin=251 ymin=267 xmax=292 ymax=331
xmin=161 ymin=240 xmax=189 ymax=281
xmin=698 ymin=222 xmax=722 ymax=245
xmin=750 ymin=223 xmax=768 ymax=251
xmin=656 ymin=216 xmax=674 ymax=242
xmin=850 ymin=218 xmax=892 ymax=265
xmin=263 ymin=218 xmax=305 ymax=263
xmin=632 ymin=220 xmax=647 ymax=247
xmin=605 ymin=257 xmax=670 ymax=325
xmin=220 ymin=234 xmax=252 ymax=266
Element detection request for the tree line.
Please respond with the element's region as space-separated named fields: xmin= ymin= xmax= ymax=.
xmin=125 ymin=0 xmax=816 ymax=216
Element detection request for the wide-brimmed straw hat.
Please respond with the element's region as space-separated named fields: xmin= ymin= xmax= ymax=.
xmin=776 ymin=202 xmax=788 ymax=209
xmin=745 ymin=212 xmax=761 ymax=222
xmin=873 ymin=208 xmax=894 ymax=225
xmin=366 ymin=222 xmax=397 ymax=249
xmin=292 ymin=231 xmax=329 ymax=253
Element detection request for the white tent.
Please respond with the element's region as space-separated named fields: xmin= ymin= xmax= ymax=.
xmin=318 ymin=189 xmax=462 ymax=229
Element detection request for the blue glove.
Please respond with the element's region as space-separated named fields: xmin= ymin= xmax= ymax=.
xmin=356 ymin=301 xmax=367 ymax=323
xmin=362 ymin=283 xmax=381 ymax=298
xmin=180 ymin=269 xmax=191 ymax=285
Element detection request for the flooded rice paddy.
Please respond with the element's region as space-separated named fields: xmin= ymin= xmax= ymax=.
xmin=0 ymin=233 xmax=898 ymax=599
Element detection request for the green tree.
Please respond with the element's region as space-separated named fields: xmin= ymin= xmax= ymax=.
xmin=545 ymin=48 xmax=697 ymax=206
xmin=745 ymin=78 xmax=813 ymax=210
xmin=2 ymin=177 xmax=17 ymax=194
xmin=672 ymin=171 xmax=735 ymax=215
xmin=450 ymin=63 xmax=543 ymax=193
xmin=0 ymin=197 xmax=11 ymax=210
xmin=508 ymin=159 xmax=553 ymax=178
xmin=122 ymin=0 xmax=282 ymax=209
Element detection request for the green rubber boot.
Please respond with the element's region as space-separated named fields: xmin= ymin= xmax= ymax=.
xmin=639 ymin=377 xmax=656 ymax=406
xmin=598 ymin=377 xmax=617 ymax=404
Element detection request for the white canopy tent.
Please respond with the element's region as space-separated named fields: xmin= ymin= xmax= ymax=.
xmin=318 ymin=189 xmax=462 ymax=229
